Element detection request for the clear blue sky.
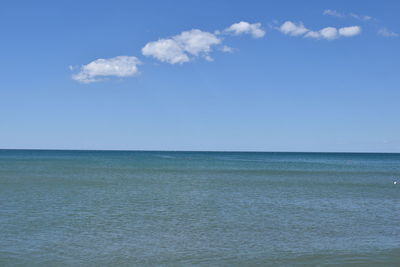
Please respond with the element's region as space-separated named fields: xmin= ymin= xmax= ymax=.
xmin=1 ymin=0 xmax=399 ymax=152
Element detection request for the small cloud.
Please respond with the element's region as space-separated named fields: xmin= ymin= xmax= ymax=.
xmin=142 ymin=38 xmax=189 ymax=64
xmin=305 ymin=26 xmax=361 ymax=40
xmin=224 ymin=21 xmax=266 ymax=38
xmin=304 ymin=31 xmax=320 ymax=39
xmin=72 ymin=56 xmax=141 ymax=83
xmin=204 ymin=55 xmax=214 ymax=62
xmin=221 ymin=45 xmax=234 ymax=53
xmin=349 ymin=13 xmax=372 ymax=21
xmin=318 ymin=27 xmax=338 ymax=40
xmin=324 ymin=9 xmax=373 ymax=21
xmin=278 ymin=21 xmax=361 ymax=40
xmin=142 ymin=29 xmax=221 ymax=64
xmin=338 ymin=26 xmax=362 ymax=37
xmin=378 ymin=28 xmax=399 ymax=37
xmin=279 ymin=21 xmax=309 ymax=36
xmin=305 ymin=27 xmax=338 ymax=40
xmin=323 ymin=9 xmax=344 ymax=18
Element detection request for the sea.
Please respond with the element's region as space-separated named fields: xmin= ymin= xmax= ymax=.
xmin=0 ymin=150 xmax=399 ymax=266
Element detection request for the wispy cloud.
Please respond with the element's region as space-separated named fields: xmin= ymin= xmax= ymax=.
xmin=323 ymin=9 xmax=344 ymax=18
xmin=221 ymin=45 xmax=234 ymax=53
xmin=72 ymin=56 xmax=141 ymax=83
xmin=323 ymin=9 xmax=372 ymax=21
xmin=224 ymin=21 xmax=266 ymax=38
xmin=323 ymin=9 xmax=399 ymax=38
xmin=349 ymin=13 xmax=372 ymax=21
xmin=378 ymin=28 xmax=399 ymax=37
xmin=278 ymin=21 xmax=361 ymax=40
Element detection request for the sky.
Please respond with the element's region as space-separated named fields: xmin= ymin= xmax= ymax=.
xmin=1 ymin=0 xmax=399 ymax=152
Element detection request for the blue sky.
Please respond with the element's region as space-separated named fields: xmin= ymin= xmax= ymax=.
xmin=1 ymin=0 xmax=399 ymax=152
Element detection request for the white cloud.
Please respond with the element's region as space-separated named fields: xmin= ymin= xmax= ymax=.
xmin=323 ymin=9 xmax=344 ymax=18
xmin=303 ymin=31 xmax=320 ymax=39
xmin=221 ymin=45 xmax=234 ymax=53
xmin=323 ymin=9 xmax=372 ymax=21
xmin=225 ymin=21 xmax=265 ymax=38
xmin=338 ymin=26 xmax=361 ymax=37
xmin=174 ymin=29 xmax=221 ymax=55
xmin=305 ymin=26 xmax=361 ymax=40
xmin=204 ymin=55 xmax=214 ymax=62
xmin=319 ymin=27 xmax=339 ymax=40
xmin=305 ymin=27 xmax=338 ymax=40
xmin=142 ymin=38 xmax=189 ymax=64
xmin=279 ymin=21 xmax=361 ymax=40
xmin=323 ymin=10 xmax=398 ymax=38
xmin=349 ymin=13 xmax=372 ymax=21
xmin=72 ymin=56 xmax=141 ymax=83
xmin=279 ymin=21 xmax=309 ymax=36
xmin=378 ymin=28 xmax=399 ymax=37
xmin=142 ymin=29 xmax=221 ymax=64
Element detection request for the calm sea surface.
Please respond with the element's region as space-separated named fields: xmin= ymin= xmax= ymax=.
xmin=0 ymin=150 xmax=399 ymax=266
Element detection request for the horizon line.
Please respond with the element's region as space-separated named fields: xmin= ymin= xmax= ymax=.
xmin=0 ymin=148 xmax=399 ymax=154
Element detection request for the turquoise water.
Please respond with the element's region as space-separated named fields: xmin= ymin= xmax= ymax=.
xmin=0 ymin=150 xmax=399 ymax=266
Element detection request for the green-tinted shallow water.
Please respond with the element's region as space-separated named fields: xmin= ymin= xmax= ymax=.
xmin=0 ymin=150 xmax=399 ymax=266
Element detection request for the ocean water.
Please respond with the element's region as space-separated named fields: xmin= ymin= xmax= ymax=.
xmin=0 ymin=150 xmax=399 ymax=266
